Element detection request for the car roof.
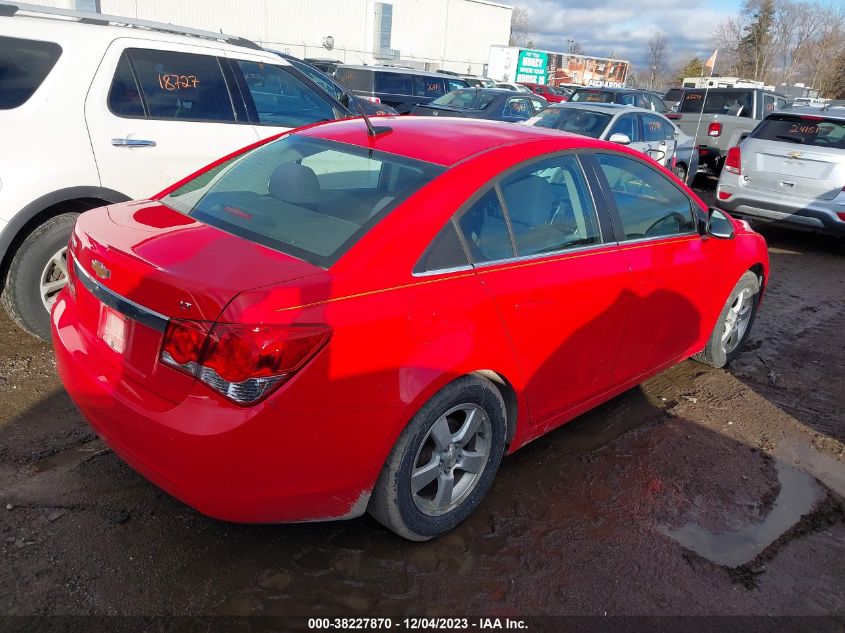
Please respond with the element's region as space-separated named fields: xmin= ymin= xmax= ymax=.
xmin=335 ymin=65 xmax=455 ymax=79
xmin=296 ymin=116 xmax=605 ymax=167
xmin=770 ymin=106 xmax=845 ymax=121
xmin=573 ymin=87 xmax=642 ymax=93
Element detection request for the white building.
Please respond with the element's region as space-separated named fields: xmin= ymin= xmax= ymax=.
xmin=36 ymin=0 xmax=513 ymax=76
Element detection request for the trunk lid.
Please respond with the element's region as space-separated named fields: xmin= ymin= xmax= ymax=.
xmin=745 ymin=142 xmax=844 ymax=200
xmin=69 ymin=201 xmax=323 ymax=403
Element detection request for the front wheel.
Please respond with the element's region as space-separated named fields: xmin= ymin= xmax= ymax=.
xmin=1 ymin=213 xmax=77 ymax=341
xmin=368 ymin=375 xmax=507 ymax=541
xmin=694 ymin=270 xmax=761 ymax=368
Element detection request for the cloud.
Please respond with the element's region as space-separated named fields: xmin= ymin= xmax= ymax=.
xmin=515 ymin=0 xmax=732 ymax=70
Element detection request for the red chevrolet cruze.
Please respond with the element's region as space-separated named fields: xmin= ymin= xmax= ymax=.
xmin=52 ymin=117 xmax=768 ymax=540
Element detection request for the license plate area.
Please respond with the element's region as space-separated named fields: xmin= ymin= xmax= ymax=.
xmin=98 ymin=304 xmax=127 ymax=354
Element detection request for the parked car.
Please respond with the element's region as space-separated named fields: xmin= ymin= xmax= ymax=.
xmin=334 ymin=65 xmax=468 ymax=114
xmin=519 ymin=82 xmax=566 ymax=103
xmin=268 ymin=51 xmax=398 ymax=117
xmin=717 ymin=107 xmax=845 ymax=236
xmin=667 ymin=88 xmax=788 ymax=173
xmin=411 ymin=88 xmax=547 ymax=122
xmin=53 ymin=116 xmax=768 ymax=540
xmin=570 ymin=87 xmax=668 ymax=113
xmin=0 ymin=2 xmax=348 ymax=341
xmin=495 ymin=82 xmax=534 ymax=93
xmin=524 ymin=103 xmax=699 ymax=184
xmin=436 ymin=69 xmax=496 ymax=88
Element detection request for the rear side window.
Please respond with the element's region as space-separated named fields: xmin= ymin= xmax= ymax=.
xmin=335 ymin=68 xmax=371 ymax=92
xmin=125 ymin=48 xmax=235 ymax=122
xmin=431 ymin=89 xmax=495 ymax=110
xmin=679 ymin=90 xmax=753 ymax=118
xmin=457 ymin=189 xmax=513 ymax=263
xmin=752 ymin=115 xmax=845 ymax=149
xmin=414 ymin=220 xmax=469 ymax=273
xmin=108 ymin=52 xmax=144 ymax=117
xmin=503 ymin=97 xmax=532 ymax=120
xmin=375 ymin=72 xmax=414 ymax=95
xmin=160 ymin=135 xmax=444 ymax=266
xmin=596 ymin=153 xmax=695 ymax=240
xmin=235 ymin=60 xmax=339 ymax=127
xmin=0 ymin=36 xmax=62 ymax=110
xmin=642 ymin=114 xmax=674 ymax=142
xmin=500 ymin=155 xmax=601 ymax=255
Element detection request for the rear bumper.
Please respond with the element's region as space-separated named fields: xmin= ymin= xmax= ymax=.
xmin=51 ymin=290 xmax=381 ymax=523
xmin=717 ymin=178 xmax=845 ymax=236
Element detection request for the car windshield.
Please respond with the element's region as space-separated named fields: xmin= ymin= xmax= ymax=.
xmin=570 ymin=90 xmax=615 ymax=104
xmin=752 ymin=114 xmax=845 ymax=149
xmin=161 ymin=135 xmax=444 ymax=266
xmin=430 ymin=89 xmax=496 ymax=110
xmin=679 ymin=90 xmax=754 ymax=117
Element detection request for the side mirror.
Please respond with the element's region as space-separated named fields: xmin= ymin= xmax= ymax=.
xmin=707 ymin=208 xmax=735 ymax=239
xmin=609 ymin=133 xmax=631 ymax=145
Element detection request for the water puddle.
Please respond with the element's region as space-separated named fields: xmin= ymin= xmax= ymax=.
xmin=661 ymin=459 xmax=825 ymax=567
xmin=29 ymin=439 xmax=108 ymax=474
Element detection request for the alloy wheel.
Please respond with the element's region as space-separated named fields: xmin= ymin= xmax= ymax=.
xmin=39 ymin=246 xmax=68 ymax=312
xmin=721 ymin=287 xmax=753 ymax=354
xmin=410 ymin=404 xmax=492 ymax=516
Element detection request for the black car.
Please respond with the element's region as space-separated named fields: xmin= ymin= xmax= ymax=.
xmin=334 ymin=65 xmax=469 ymax=114
xmin=570 ymin=87 xmax=668 ymax=113
xmin=268 ymin=52 xmax=398 ymax=117
xmin=410 ymin=88 xmax=547 ymax=123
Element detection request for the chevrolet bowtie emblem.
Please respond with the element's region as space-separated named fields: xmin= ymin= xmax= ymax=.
xmin=788 ymin=151 xmax=803 ymax=159
xmin=91 ymin=260 xmax=111 ymax=280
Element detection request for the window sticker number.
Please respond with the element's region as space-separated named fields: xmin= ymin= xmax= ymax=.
xmin=158 ymin=73 xmax=200 ymax=91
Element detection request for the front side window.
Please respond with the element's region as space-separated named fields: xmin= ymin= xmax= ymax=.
xmin=236 ymin=61 xmax=340 ymax=127
xmin=126 ymin=48 xmax=235 ymax=122
xmin=431 ymin=89 xmax=495 ymax=110
xmin=415 ymin=76 xmax=446 ymax=98
xmin=596 ymin=153 xmax=696 ymax=240
xmin=0 ymin=36 xmax=62 ymax=110
xmin=161 ymin=135 xmax=444 ymax=266
xmin=608 ymin=114 xmax=640 ymax=142
xmin=499 ymin=155 xmax=601 ymax=256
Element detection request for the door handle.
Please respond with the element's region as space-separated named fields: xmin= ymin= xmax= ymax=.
xmin=111 ymin=138 xmax=156 ymax=147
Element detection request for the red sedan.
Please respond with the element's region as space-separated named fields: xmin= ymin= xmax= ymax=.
xmin=52 ymin=117 xmax=768 ymax=540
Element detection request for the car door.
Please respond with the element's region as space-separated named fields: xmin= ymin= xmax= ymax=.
xmin=453 ymin=153 xmax=628 ymax=427
xmin=226 ymin=51 xmax=345 ymax=141
xmin=85 ymin=40 xmax=259 ymax=200
xmin=641 ymin=113 xmax=676 ymax=168
xmin=589 ymin=151 xmax=714 ymax=384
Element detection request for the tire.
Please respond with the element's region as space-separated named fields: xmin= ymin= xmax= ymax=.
xmin=1 ymin=213 xmax=77 ymax=341
xmin=693 ymin=270 xmax=761 ymax=368
xmin=368 ymin=375 xmax=507 ymax=541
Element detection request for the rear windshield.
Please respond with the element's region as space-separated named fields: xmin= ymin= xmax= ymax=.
xmin=0 ymin=36 xmax=62 ymax=110
xmin=679 ymin=90 xmax=754 ymax=117
xmin=752 ymin=114 xmax=845 ymax=149
xmin=430 ymin=89 xmax=496 ymax=110
xmin=160 ymin=135 xmax=444 ymax=267
xmin=529 ymin=107 xmax=612 ymax=138
xmin=570 ymin=90 xmax=614 ymax=103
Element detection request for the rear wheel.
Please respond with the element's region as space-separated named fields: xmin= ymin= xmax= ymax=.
xmin=1 ymin=213 xmax=77 ymax=341
xmin=368 ymin=375 xmax=507 ymax=541
xmin=694 ymin=270 xmax=760 ymax=368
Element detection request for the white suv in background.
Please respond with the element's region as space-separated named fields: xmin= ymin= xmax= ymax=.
xmin=0 ymin=2 xmax=346 ymax=340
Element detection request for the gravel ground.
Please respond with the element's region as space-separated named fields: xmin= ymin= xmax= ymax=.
xmin=0 ymin=179 xmax=843 ymax=619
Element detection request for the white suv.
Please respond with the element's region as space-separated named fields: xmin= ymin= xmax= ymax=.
xmin=0 ymin=2 xmax=346 ymax=340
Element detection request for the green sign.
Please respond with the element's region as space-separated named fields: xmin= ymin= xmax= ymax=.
xmin=515 ymin=49 xmax=548 ymax=84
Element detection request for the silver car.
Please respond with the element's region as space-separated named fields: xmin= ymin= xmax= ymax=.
xmin=717 ymin=107 xmax=845 ymax=235
xmin=523 ymin=103 xmax=699 ymax=184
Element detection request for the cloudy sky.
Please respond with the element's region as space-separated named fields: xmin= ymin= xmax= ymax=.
xmin=516 ymin=0 xmax=741 ymax=69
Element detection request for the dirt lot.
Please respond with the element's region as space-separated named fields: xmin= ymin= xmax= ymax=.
xmin=1 ymin=180 xmax=844 ymax=621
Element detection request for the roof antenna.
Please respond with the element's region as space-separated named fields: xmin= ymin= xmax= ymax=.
xmin=353 ymin=98 xmax=392 ymax=138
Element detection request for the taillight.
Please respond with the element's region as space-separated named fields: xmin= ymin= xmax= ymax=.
xmin=365 ymin=96 xmax=382 ymax=104
xmin=160 ymin=321 xmax=329 ymax=404
xmin=718 ymin=191 xmax=732 ymax=200
xmin=667 ymin=113 xmax=681 ymax=120
xmin=708 ymin=122 xmax=722 ymax=137
xmin=836 ymin=211 xmax=845 ymax=222
xmin=724 ymin=146 xmax=741 ymax=175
